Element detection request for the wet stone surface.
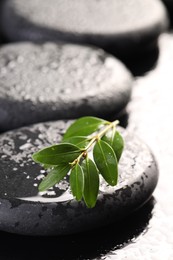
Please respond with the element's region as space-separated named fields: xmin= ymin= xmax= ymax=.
xmin=162 ymin=0 xmax=173 ymax=23
xmin=115 ymin=33 xmax=173 ymax=260
xmin=0 ymin=0 xmax=168 ymax=58
xmin=0 ymin=42 xmax=132 ymax=132
xmin=0 ymin=1 xmax=3 ymax=42
xmin=0 ymin=121 xmax=158 ymax=236
xmin=163 ymin=0 xmax=173 ymax=6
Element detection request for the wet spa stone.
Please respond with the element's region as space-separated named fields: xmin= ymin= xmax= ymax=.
xmin=162 ymin=0 xmax=173 ymax=19
xmin=0 ymin=1 xmax=3 ymax=42
xmin=0 ymin=0 xmax=168 ymax=57
xmin=163 ymin=0 xmax=173 ymax=7
xmin=0 ymin=42 xmax=132 ymax=132
xmin=0 ymin=120 xmax=158 ymax=236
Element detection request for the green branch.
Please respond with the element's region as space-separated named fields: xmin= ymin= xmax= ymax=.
xmin=32 ymin=117 xmax=124 ymax=208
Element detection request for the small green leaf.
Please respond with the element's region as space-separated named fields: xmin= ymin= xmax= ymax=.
xmin=62 ymin=136 xmax=90 ymax=149
xmin=39 ymin=164 xmax=71 ymax=192
xmin=63 ymin=116 xmax=108 ymax=140
xmin=93 ymin=139 xmax=118 ymax=186
xmin=32 ymin=143 xmax=81 ymax=165
xmin=70 ymin=164 xmax=84 ymax=201
xmin=81 ymin=157 xmax=99 ymax=208
xmin=102 ymin=129 xmax=124 ymax=161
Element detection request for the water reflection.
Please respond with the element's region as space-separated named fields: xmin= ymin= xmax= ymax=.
xmin=0 ymin=196 xmax=156 ymax=260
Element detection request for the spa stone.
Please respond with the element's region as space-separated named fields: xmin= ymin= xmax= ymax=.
xmin=0 ymin=120 xmax=158 ymax=236
xmin=0 ymin=42 xmax=132 ymax=132
xmin=0 ymin=0 xmax=169 ymax=57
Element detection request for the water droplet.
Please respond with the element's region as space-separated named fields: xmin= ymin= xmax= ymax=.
xmin=1 ymin=155 xmax=7 ymax=159
xmin=50 ymin=62 xmax=58 ymax=69
xmin=8 ymin=61 xmax=16 ymax=69
xmin=19 ymin=143 xmax=32 ymax=150
xmin=17 ymin=56 xmax=24 ymax=63
xmin=46 ymin=190 xmax=56 ymax=196
xmin=0 ymin=67 xmax=7 ymax=74
xmin=36 ymin=174 xmax=44 ymax=180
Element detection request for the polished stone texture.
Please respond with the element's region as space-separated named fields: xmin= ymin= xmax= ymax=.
xmin=162 ymin=0 xmax=173 ymax=24
xmin=0 ymin=9 xmax=172 ymax=260
xmin=0 ymin=32 xmax=172 ymax=260
xmin=0 ymin=42 xmax=132 ymax=132
xmin=0 ymin=0 xmax=169 ymax=58
xmin=0 ymin=1 xmax=3 ymax=42
xmin=0 ymin=121 xmax=158 ymax=236
xmin=163 ymin=0 xmax=173 ymax=6
xmin=118 ymin=33 xmax=173 ymax=259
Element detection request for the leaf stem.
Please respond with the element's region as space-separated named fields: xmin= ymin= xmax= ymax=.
xmin=70 ymin=120 xmax=119 ymax=166
xmin=96 ymin=120 xmax=119 ymax=141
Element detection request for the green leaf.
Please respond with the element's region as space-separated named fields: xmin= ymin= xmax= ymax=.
xmin=38 ymin=164 xmax=71 ymax=192
xmin=93 ymin=139 xmax=118 ymax=186
xmin=63 ymin=116 xmax=108 ymax=140
xmin=32 ymin=143 xmax=81 ymax=165
xmin=62 ymin=136 xmax=90 ymax=149
xmin=70 ymin=164 xmax=84 ymax=201
xmin=102 ymin=129 xmax=124 ymax=161
xmin=81 ymin=157 xmax=99 ymax=208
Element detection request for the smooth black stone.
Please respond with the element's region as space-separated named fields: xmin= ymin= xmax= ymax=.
xmin=162 ymin=0 xmax=173 ymax=23
xmin=0 ymin=1 xmax=3 ymax=42
xmin=0 ymin=120 xmax=158 ymax=236
xmin=163 ymin=0 xmax=173 ymax=5
xmin=0 ymin=42 xmax=132 ymax=132
xmin=0 ymin=0 xmax=169 ymax=58
xmin=0 ymin=197 xmax=156 ymax=260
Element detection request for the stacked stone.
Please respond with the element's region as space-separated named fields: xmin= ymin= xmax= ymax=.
xmin=0 ymin=1 xmax=170 ymax=253
xmin=0 ymin=0 xmax=168 ymax=58
xmin=0 ymin=42 xmax=132 ymax=132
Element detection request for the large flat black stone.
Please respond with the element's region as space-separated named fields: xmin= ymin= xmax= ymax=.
xmin=0 ymin=120 xmax=158 ymax=236
xmin=0 ymin=0 xmax=169 ymax=57
xmin=0 ymin=42 xmax=132 ymax=132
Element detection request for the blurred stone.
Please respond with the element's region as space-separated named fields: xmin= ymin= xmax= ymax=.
xmin=163 ymin=0 xmax=173 ymax=6
xmin=0 ymin=42 xmax=132 ymax=132
xmin=0 ymin=121 xmax=158 ymax=236
xmin=119 ymin=33 xmax=173 ymax=259
xmin=0 ymin=1 xmax=3 ymax=42
xmin=162 ymin=0 xmax=173 ymax=24
xmin=0 ymin=0 xmax=169 ymax=58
